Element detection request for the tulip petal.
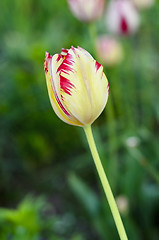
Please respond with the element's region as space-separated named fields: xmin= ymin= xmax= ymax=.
xmin=59 ymin=47 xmax=109 ymax=125
xmin=45 ymin=52 xmax=83 ymax=126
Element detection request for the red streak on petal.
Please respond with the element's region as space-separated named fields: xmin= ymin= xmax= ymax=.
xmin=95 ymin=61 xmax=101 ymax=71
xmin=56 ymin=54 xmax=62 ymax=62
xmin=61 ymin=48 xmax=69 ymax=54
xmin=56 ymin=49 xmax=69 ymax=63
xmin=64 ymin=53 xmax=75 ymax=66
xmin=71 ymin=46 xmax=76 ymax=53
xmin=61 ymin=95 xmax=64 ymax=101
xmin=56 ymin=93 xmax=70 ymax=116
xmin=57 ymin=51 xmax=75 ymax=96
xmin=120 ymin=16 xmax=128 ymax=34
xmin=107 ymin=83 xmax=109 ymax=94
xmin=57 ymin=61 xmax=73 ymax=73
xmin=44 ymin=52 xmax=52 ymax=74
xmin=48 ymin=58 xmax=70 ymax=116
xmin=57 ymin=53 xmax=74 ymax=73
xmin=55 ymin=90 xmax=70 ymax=116
xmin=60 ymin=75 xmax=74 ymax=95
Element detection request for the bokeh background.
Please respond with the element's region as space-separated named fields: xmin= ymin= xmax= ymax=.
xmin=0 ymin=0 xmax=159 ymax=239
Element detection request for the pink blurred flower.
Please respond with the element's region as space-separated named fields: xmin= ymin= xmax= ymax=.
xmin=67 ymin=0 xmax=105 ymax=22
xmin=105 ymin=0 xmax=140 ymax=35
xmin=96 ymin=35 xmax=123 ymax=66
xmin=132 ymin=0 xmax=155 ymax=9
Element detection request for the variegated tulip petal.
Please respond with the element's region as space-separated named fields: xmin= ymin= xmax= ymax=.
xmin=45 ymin=52 xmax=83 ymax=126
xmin=59 ymin=47 xmax=109 ymax=125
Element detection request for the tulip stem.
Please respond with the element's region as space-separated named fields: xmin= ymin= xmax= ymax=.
xmin=88 ymin=22 xmax=97 ymax=57
xmin=84 ymin=125 xmax=128 ymax=240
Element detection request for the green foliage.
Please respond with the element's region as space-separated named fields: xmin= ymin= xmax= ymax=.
xmin=0 ymin=196 xmax=84 ymax=240
xmin=0 ymin=196 xmax=51 ymax=239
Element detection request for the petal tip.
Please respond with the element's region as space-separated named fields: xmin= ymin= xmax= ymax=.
xmin=95 ymin=61 xmax=102 ymax=71
xmin=44 ymin=52 xmax=52 ymax=74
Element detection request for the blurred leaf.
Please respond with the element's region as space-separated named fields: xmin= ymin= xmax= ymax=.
xmin=68 ymin=173 xmax=100 ymax=217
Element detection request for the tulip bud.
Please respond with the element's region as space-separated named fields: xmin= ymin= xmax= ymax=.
xmin=105 ymin=0 xmax=140 ymax=35
xmin=44 ymin=47 xmax=109 ymax=127
xmin=96 ymin=35 xmax=123 ymax=66
xmin=67 ymin=0 xmax=105 ymax=22
xmin=132 ymin=0 xmax=155 ymax=9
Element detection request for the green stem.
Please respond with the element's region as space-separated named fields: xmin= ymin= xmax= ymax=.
xmin=84 ymin=125 xmax=128 ymax=240
xmin=88 ymin=22 xmax=97 ymax=57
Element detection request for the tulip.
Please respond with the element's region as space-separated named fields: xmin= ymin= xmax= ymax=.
xmin=44 ymin=47 xmax=128 ymax=240
xmin=105 ymin=0 xmax=140 ymax=35
xmin=67 ymin=0 xmax=105 ymax=22
xmin=132 ymin=0 xmax=155 ymax=9
xmin=44 ymin=46 xmax=109 ymax=127
xmin=96 ymin=35 xmax=123 ymax=66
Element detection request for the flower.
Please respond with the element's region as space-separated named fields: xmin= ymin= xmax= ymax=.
xmin=67 ymin=0 xmax=105 ymax=22
xmin=44 ymin=47 xmax=109 ymax=127
xmin=96 ymin=35 xmax=123 ymax=66
xmin=125 ymin=136 xmax=140 ymax=148
xmin=132 ymin=0 xmax=155 ymax=9
xmin=105 ymin=0 xmax=140 ymax=35
xmin=116 ymin=195 xmax=129 ymax=215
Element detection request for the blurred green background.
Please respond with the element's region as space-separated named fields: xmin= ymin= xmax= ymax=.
xmin=0 ymin=0 xmax=159 ymax=239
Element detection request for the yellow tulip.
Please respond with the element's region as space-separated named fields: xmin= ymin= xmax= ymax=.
xmin=44 ymin=47 xmax=128 ymax=240
xmin=44 ymin=46 xmax=109 ymax=127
